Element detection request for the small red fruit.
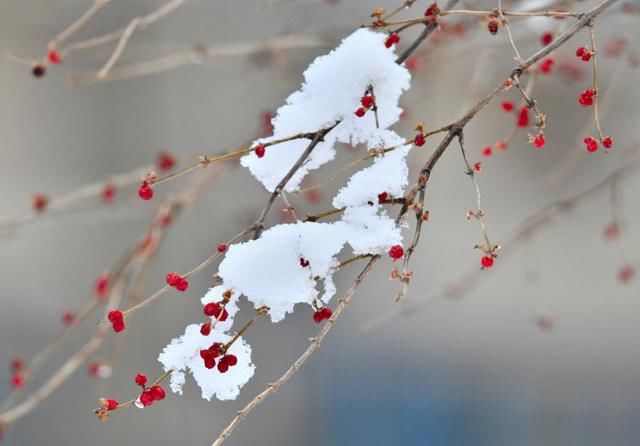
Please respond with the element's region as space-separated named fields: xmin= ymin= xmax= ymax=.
xmin=156 ymin=151 xmax=176 ymax=171
xmin=254 ymin=144 xmax=266 ymax=158
xmin=584 ymin=136 xmax=598 ymax=152
xmin=388 ymin=244 xmax=404 ymax=260
xmin=105 ymin=399 xmax=118 ymax=410
xmin=541 ymin=32 xmax=553 ymax=46
xmin=47 ymin=50 xmax=62 ymax=64
xmin=139 ymin=389 xmax=155 ymax=407
xmin=602 ymin=136 xmax=613 ymax=149
xmin=501 ymin=101 xmax=514 ymax=112
xmin=533 ymin=134 xmax=545 ymax=149
xmin=138 ymin=182 xmax=154 ymax=200
xmin=355 ymin=107 xmax=366 ymax=117
xmin=414 ymin=133 xmax=426 ymax=146
xmin=135 ymin=373 xmax=147 ymax=387
xmin=150 ymin=385 xmax=166 ymax=400
xmin=360 ymin=95 xmax=375 ymax=109
xmin=481 ymin=255 xmax=494 ymax=269
xmin=217 ymin=244 xmax=227 ymax=253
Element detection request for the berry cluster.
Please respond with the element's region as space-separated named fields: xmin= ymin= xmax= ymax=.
xmin=199 ymin=342 xmax=238 ymax=373
xmin=166 ymin=273 xmax=189 ymax=292
xmin=576 ymin=46 xmax=593 ymax=62
xmin=134 ymin=373 xmax=166 ymax=407
xmin=203 ymin=302 xmax=228 ymax=321
xmin=578 ymin=88 xmax=596 ymax=107
xmin=583 ymin=135 xmax=612 ymax=152
xmin=355 ymin=94 xmax=375 ymax=118
xmin=312 ymin=307 xmax=333 ymax=323
xmin=539 ymin=57 xmax=554 ymax=75
xmin=107 ymin=310 xmax=125 ymax=333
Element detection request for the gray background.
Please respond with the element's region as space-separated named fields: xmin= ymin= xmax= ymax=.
xmin=1 ymin=0 xmax=639 ymax=445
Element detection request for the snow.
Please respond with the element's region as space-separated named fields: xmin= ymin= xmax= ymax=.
xmin=241 ymin=28 xmax=411 ymax=193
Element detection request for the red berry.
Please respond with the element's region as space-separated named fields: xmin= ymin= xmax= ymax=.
xmin=102 ymin=183 xmax=116 ymax=203
xmin=388 ymin=244 xmax=404 ymax=260
xmin=584 ymin=136 xmax=598 ymax=152
xmin=501 ymin=101 xmax=514 ymax=112
xmin=135 ymin=373 xmax=147 ymax=387
xmin=473 ymin=162 xmax=482 ymax=172
xmin=108 ymin=310 xmax=123 ymax=323
xmin=578 ymin=89 xmax=595 ymax=107
xmin=10 ymin=357 xmax=23 ymax=372
xmin=225 ymin=354 xmax=238 ymax=366
xmin=533 ymin=134 xmax=545 ymax=149
xmin=384 ymin=33 xmax=400 ymax=48
xmin=482 ymin=146 xmax=493 ymax=157
xmin=32 ymin=64 xmax=46 ymax=78
xmin=576 ymin=47 xmax=585 ymax=57
xmin=165 ymin=273 xmax=180 ymax=287
xmin=156 ymin=151 xmax=176 ymax=171
xmin=105 ymin=399 xmax=118 ymax=410
xmin=602 ymin=136 xmax=613 ymax=149
xmin=254 ymin=144 xmax=266 ymax=158
xmin=138 ymin=182 xmax=154 ymax=200
xmin=112 ymin=320 xmax=126 ymax=333
xmin=200 ymin=323 xmax=212 ymax=336
xmin=32 ymin=193 xmax=48 ymax=212
xmin=203 ymin=302 xmax=228 ymax=321
xmin=11 ymin=373 xmax=24 ymax=389
xmin=95 ymin=274 xmax=110 ymax=299
xmin=313 ymin=310 xmax=324 ymax=323
xmin=88 ymin=362 xmax=102 ymax=377
xmin=487 ymin=19 xmax=499 ymax=35
xmin=481 ymin=255 xmax=494 ymax=268
xmin=581 ymin=52 xmax=592 ymax=62
xmin=517 ymin=106 xmax=529 ymax=127
xmin=139 ymin=389 xmax=155 ymax=407
xmin=377 ymin=192 xmax=388 ymax=203
xmin=300 ymin=257 xmax=310 ymax=267
xmin=618 ymin=265 xmax=634 ymax=283
xmin=539 ymin=57 xmax=554 ymax=74
xmin=414 ymin=133 xmax=426 ymax=146
xmin=217 ymin=358 xmax=230 ymax=373
xmin=150 ymin=385 xmax=165 ymax=400
xmin=321 ymin=307 xmax=332 ymax=320
xmin=217 ymin=244 xmax=227 ymax=253
xmin=360 ymin=95 xmax=375 ymax=109
xmin=541 ymin=32 xmax=553 ymax=46
xmin=175 ymin=278 xmax=189 ymax=292
xmin=424 ymin=3 xmax=439 ymax=17
xmin=355 ymin=107 xmax=366 ymax=118
xmin=61 ymin=311 xmax=75 ymax=326
xmin=47 ymin=50 xmax=62 ymax=64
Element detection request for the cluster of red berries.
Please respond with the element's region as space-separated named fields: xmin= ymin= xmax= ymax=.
xmin=199 ymin=342 xmax=238 ymax=373
xmin=9 ymin=357 xmax=25 ymax=389
xmin=107 ymin=310 xmax=125 ymax=333
xmin=384 ymin=32 xmax=400 ymax=48
xmin=312 ymin=307 xmax=333 ymax=323
xmin=355 ymin=95 xmax=375 ymax=118
xmin=388 ymin=244 xmax=404 ymax=260
xmin=138 ymin=181 xmax=154 ymax=200
xmin=538 ymin=57 xmax=554 ymax=75
xmin=576 ymin=47 xmax=593 ymax=62
xmin=481 ymin=254 xmax=494 ymax=269
xmin=254 ymin=144 xmax=266 ymax=158
xmin=166 ymin=273 xmax=189 ymax=292
xmin=578 ymin=88 xmax=596 ymax=107
xmin=583 ymin=135 xmax=613 ymax=152
xmin=204 ymin=302 xmax=228 ymax=321
xmin=134 ymin=373 xmax=166 ymax=407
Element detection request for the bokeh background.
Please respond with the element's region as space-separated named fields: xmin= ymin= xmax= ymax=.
xmin=1 ymin=0 xmax=639 ymax=445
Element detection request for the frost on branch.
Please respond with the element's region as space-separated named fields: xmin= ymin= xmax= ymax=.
xmin=241 ymin=28 xmax=411 ymax=193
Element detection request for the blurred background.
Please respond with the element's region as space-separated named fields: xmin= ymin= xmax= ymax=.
xmin=0 ymin=0 xmax=639 ymax=444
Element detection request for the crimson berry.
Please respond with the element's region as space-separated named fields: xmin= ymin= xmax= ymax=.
xmin=10 ymin=357 xmax=23 ymax=372
xmin=166 ymin=273 xmax=179 ymax=287
xmin=200 ymin=323 xmax=211 ymax=336
xmin=533 ymin=134 xmax=545 ymax=149
xmin=139 ymin=389 xmax=155 ymax=407
xmin=581 ymin=52 xmax=592 ymax=62
xmin=473 ymin=162 xmax=482 ymax=172
xmin=377 ymin=192 xmax=388 ymax=203
xmin=321 ymin=307 xmax=332 ymax=320
xmin=88 ymin=362 xmax=102 ymax=377
xmin=584 ymin=136 xmax=598 ymax=152
xmin=355 ymin=107 xmax=366 ymax=117
xmin=226 ymin=354 xmax=238 ymax=367
xmin=135 ymin=373 xmax=147 ymax=387
xmin=576 ymin=47 xmax=585 ymax=57
xmin=300 ymin=257 xmax=310 ymax=267
xmin=618 ymin=265 xmax=634 ymax=283
xmin=388 ymin=244 xmax=404 ymax=260
xmin=414 ymin=133 xmax=426 ymax=146
xmin=602 ymin=136 xmax=613 ymax=149
xmin=481 ymin=255 xmax=494 ymax=268
xmin=32 ymin=193 xmax=48 ymax=212
xmin=501 ymin=101 xmax=514 ymax=112
xmin=217 ymin=358 xmax=230 ymax=373
xmin=541 ymin=32 xmax=553 ymax=46
xmin=517 ymin=106 xmax=529 ymax=127
xmin=95 ymin=274 xmax=109 ymax=299
xmin=203 ymin=302 xmax=228 ymax=321
xmin=539 ymin=57 xmax=554 ymax=74
xmin=360 ymin=95 xmax=375 ymax=109
xmin=11 ymin=373 xmax=24 ymax=389
xmin=32 ymin=64 xmax=46 ymax=78
xmin=313 ymin=309 xmax=324 ymax=323
xmin=108 ymin=310 xmax=123 ymax=323
xmin=61 ymin=311 xmax=75 ymax=326
xmin=424 ymin=3 xmax=439 ymax=17
xmin=487 ymin=19 xmax=499 ymax=35
xmin=384 ymin=32 xmax=400 ymax=48
xmin=47 ymin=50 xmax=62 ymax=64
xmin=156 ymin=151 xmax=176 ymax=171
xmin=482 ymin=146 xmax=493 ymax=157
xmin=102 ymin=183 xmax=116 ymax=203
xmin=112 ymin=320 xmax=126 ymax=333
xmin=578 ymin=89 xmax=595 ymax=107
xmin=105 ymin=399 xmax=118 ymax=410
xmin=217 ymin=244 xmax=227 ymax=253
xmin=150 ymin=385 xmax=166 ymax=400
xmin=138 ymin=182 xmax=154 ymax=200
xmin=254 ymin=144 xmax=266 ymax=158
